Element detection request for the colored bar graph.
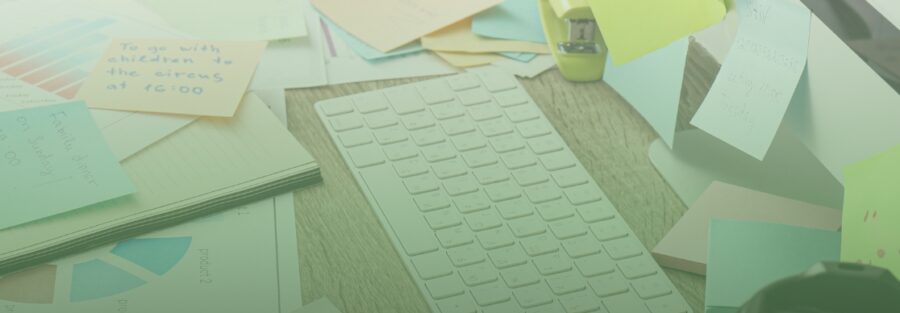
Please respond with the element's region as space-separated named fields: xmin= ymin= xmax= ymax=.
xmin=0 ymin=18 xmax=113 ymax=68
xmin=4 ymin=33 xmax=107 ymax=77
xmin=0 ymin=19 xmax=83 ymax=54
xmin=56 ymin=82 xmax=82 ymax=99
xmin=38 ymin=69 xmax=88 ymax=93
xmin=22 ymin=51 xmax=96 ymax=85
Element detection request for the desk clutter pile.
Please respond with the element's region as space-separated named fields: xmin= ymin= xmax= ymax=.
xmin=0 ymin=0 xmax=899 ymax=312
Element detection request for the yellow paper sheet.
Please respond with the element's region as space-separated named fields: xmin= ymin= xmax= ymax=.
xmin=311 ymin=0 xmax=502 ymax=52
xmin=78 ymin=39 xmax=267 ymax=117
xmin=422 ymin=18 xmax=549 ymax=54
xmin=842 ymin=144 xmax=900 ymax=275
xmin=136 ymin=0 xmax=308 ymax=41
xmin=586 ymin=0 xmax=726 ymax=64
xmin=434 ymin=51 xmax=506 ymax=68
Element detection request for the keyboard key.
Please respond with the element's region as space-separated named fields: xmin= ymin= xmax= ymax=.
xmin=474 ymin=163 xmax=510 ymax=185
xmin=447 ymin=244 xmax=486 ymax=267
xmin=565 ymin=184 xmax=603 ymax=205
xmin=426 ymin=274 xmax=466 ymax=300
xmin=465 ymin=210 xmax=503 ymax=231
xmin=603 ymin=292 xmax=650 ymax=313
xmin=417 ymin=81 xmax=456 ymax=104
xmin=591 ymin=219 xmax=630 ymax=241
xmin=513 ymin=282 xmax=554 ymax=308
xmin=589 ymin=272 xmax=629 ymax=297
xmin=459 ymin=262 xmax=498 ymax=286
xmin=494 ymin=89 xmax=530 ymax=107
xmin=455 ymin=191 xmax=492 ymax=213
xmin=489 ymin=133 xmax=526 ymax=153
xmin=540 ymin=152 xmax=577 ymax=171
xmin=533 ymin=251 xmax=573 ymax=275
xmin=562 ymin=235 xmax=602 ymax=258
xmin=546 ymin=271 xmax=587 ymax=295
xmin=404 ymin=174 xmax=440 ymax=195
xmin=631 ymin=275 xmax=672 ymax=299
xmin=577 ymin=201 xmax=617 ymax=223
xmin=496 ymin=197 xmax=534 ymax=219
xmin=437 ymin=225 xmax=475 ymax=248
xmin=401 ymin=111 xmax=436 ymax=130
xmin=483 ymin=299 xmax=519 ymax=313
xmin=478 ymin=226 xmax=516 ymax=250
xmin=529 ymin=136 xmax=564 ymax=154
xmin=426 ymin=209 xmax=462 ymax=230
xmin=423 ymin=143 xmax=457 ymax=162
xmin=444 ymin=175 xmax=480 ymax=196
xmin=437 ymin=294 xmax=478 ymax=313
xmin=340 ymin=130 xmax=373 ymax=148
xmin=576 ymin=254 xmax=616 ymax=277
xmin=477 ymin=70 xmax=518 ymax=92
xmin=432 ymin=158 xmax=468 ymax=179
xmin=552 ymin=167 xmax=590 ymax=188
xmin=501 ymin=149 xmax=538 ymax=169
xmin=365 ymin=111 xmax=400 ymax=129
xmin=386 ymin=88 xmax=426 ymax=114
xmin=373 ymin=126 xmax=408 ymax=145
xmin=507 ymin=214 xmax=546 ymax=237
xmin=517 ymin=120 xmax=553 ymax=139
xmin=330 ymin=114 xmax=363 ymax=132
xmin=500 ymin=263 xmax=541 ymax=287
xmin=394 ymin=158 xmax=429 ymax=178
xmin=383 ymin=141 xmax=419 ymax=161
xmin=472 ymin=281 xmax=512 ymax=306
xmin=359 ymin=164 xmax=440 ymax=256
xmin=550 ymin=218 xmax=588 ymax=239
xmin=604 ymin=238 xmax=644 ymax=260
xmin=412 ymin=250 xmax=454 ymax=279
xmin=353 ymin=93 xmax=389 ymax=113
xmin=618 ymin=256 xmax=658 ymax=279
xmin=485 ymin=180 xmax=522 ymax=202
xmin=468 ymin=102 xmax=503 ymax=121
xmin=646 ymin=295 xmax=690 ymax=313
xmin=535 ymin=198 xmax=576 ymax=221
xmin=506 ymin=105 xmax=541 ymax=122
xmin=431 ymin=100 xmax=466 ymax=120
xmin=560 ymin=290 xmax=603 ymax=313
xmin=322 ymin=99 xmax=354 ymax=116
xmin=462 ymin=148 xmax=499 ymax=168
xmin=451 ymin=132 xmax=488 ymax=152
xmin=520 ymin=233 xmax=560 ymax=256
xmin=448 ymin=74 xmax=480 ymax=91
xmin=441 ymin=117 xmax=476 ymax=135
xmin=458 ymin=88 xmax=492 ymax=106
xmin=349 ymin=144 xmax=386 ymax=168
xmin=525 ymin=301 xmax=565 ymax=313
xmin=524 ymin=182 xmax=563 ymax=204
xmin=479 ymin=118 xmax=515 ymax=137
xmin=415 ymin=191 xmax=452 ymax=212
xmin=512 ymin=166 xmax=550 ymax=186
xmin=412 ymin=126 xmax=447 ymax=146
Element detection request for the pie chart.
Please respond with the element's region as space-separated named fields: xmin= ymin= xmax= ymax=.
xmin=0 ymin=236 xmax=191 ymax=304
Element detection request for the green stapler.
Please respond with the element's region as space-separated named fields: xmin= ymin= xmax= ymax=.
xmin=538 ymin=0 xmax=608 ymax=82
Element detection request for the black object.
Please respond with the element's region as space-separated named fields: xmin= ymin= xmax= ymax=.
xmin=738 ymin=262 xmax=900 ymax=313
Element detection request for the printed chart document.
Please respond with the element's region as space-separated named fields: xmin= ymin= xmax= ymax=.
xmin=586 ymin=0 xmax=726 ymax=64
xmin=472 ymin=0 xmax=547 ymax=43
xmin=692 ymin=0 xmax=811 ymax=160
xmin=0 ymin=101 xmax=134 ymax=230
xmin=653 ymin=181 xmax=842 ymax=275
xmin=136 ymin=0 xmax=307 ymax=41
xmin=0 ymin=0 xmax=195 ymax=160
xmin=311 ymin=0 xmax=501 ymax=52
xmin=79 ymin=39 xmax=266 ymax=117
xmin=0 ymin=195 xmax=302 ymax=313
xmin=841 ymin=144 xmax=900 ymax=274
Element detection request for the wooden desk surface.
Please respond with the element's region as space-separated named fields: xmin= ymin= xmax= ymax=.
xmin=285 ymin=41 xmax=720 ymax=313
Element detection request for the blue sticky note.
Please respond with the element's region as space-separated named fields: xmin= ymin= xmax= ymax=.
xmin=603 ymin=38 xmax=689 ymax=147
xmin=321 ymin=17 xmax=424 ymax=61
xmin=0 ymin=101 xmax=135 ymax=230
xmin=706 ymin=219 xmax=841 ymax=313
xmin=499 ymin=51 xmax=537 ymax=62
xmin=472 ymin=0 xmax=547 ymax=44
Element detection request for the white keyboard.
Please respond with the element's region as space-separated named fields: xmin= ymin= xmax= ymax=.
xmin=315 ymin=70 xmax=692 ymax=313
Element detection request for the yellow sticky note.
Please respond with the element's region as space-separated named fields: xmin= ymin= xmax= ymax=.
xmin=434 ymin=51 xmax=506 ymax=68
xmin=587 ymin=0 xmax=726 ymax=64
xmin=842 ymin=144 xmax=900 ymax=275
xmin=78 ymin=39 xmax=266 ymax=117
xmin=423 ymin=18 xmax=550 ymax=54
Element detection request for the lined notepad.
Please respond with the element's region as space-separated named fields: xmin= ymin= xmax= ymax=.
xmin=0 ymin=93 xmax=319 ymax=273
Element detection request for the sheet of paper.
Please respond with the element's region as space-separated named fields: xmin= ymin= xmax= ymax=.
xmin=653 ymin=181 xmax=842 ymax=275
xmin=647 ymin=129 xmax=844 ymax=209
xmin=251 ymin=0 xmax=328 ymax=89
xmin=255 ymin=88 xmax=287 ymax=124
xmin=706 ymin=219 xmax=840 ymax=311
xmin=499 ymin=52 xmax=536 ymax=62
xmin=0 ymin=101 xmax=134 ymax=230
xmin=435 ymin=51 xmax=506 ymax=68
xmin=422 ymin=18 xmax=549 ymax=54
xmin=869 ymin=0 xmax=900 ymax=29
xmin=136 ymin=0 xmax=307 ymax=41
xmin=586 ymin=0 xmax=726 ymax=64
xmin=604 ymin=38 xmax=688 ymax=148
xmin=692 ymin=1 xmax=740 ymax=63
xmin=489 ymin=54 xmax=556 ymax=78
xmin=691 ymin=0 xmax=811 ymax=160
xmin=784 ymin=16 xmax=900 ymax=183
xmin=294 ymin=298 xmax=342 ymax=313
xmin=311 ymin=0 xmax=501 ymax=52
xmin=318 ymin=17 xmax=459 ymax=85
xmin=321 ymin=17 xmax=424 ymax=61
xmin=472 ymin=0 xmax=547 ymax=43
xmin=78 ymin=39 xmax=266 ymax=117
xmin=0 ymin=0 xmax=196 ymax=160
xmin=841 ymin=144 xmax=900 ymax=274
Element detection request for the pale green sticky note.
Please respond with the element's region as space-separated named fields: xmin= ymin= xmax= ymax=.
xmin=604 ymin=38 xmax=688 ymax=148
xmin=706 ymin=219 xmax=840 ymax=312
xmin=137 ymin=0 xmax=307 ymax=41
xmin=842 ymin=144 xmax=900 ymax=275
xmin=691 ymin=0 xmax=811 ymax=160
xmin=321 ymin=17 xmax=424 ymax=61
xmin=586 ymin=0 xmax=726 ymax=64
xmin=472 ymin=0 xmax=547 ymax=44
xmin=0 ymin=101 xmax=134 ymax=230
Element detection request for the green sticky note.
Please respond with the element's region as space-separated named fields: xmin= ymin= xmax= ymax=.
xmin=604 ymin=38 xmax=688 ymax=148
xmin=472 ymin=0 xmax=547 ymax=44
xmin=586 ymin=0 xmax=726 ymax=64
xmin=322 ymin=17 xmax=424 ymax=61
xmin=706 ymin=219 xmax=840 ymax=312
xmin=842 ymin=144 xmax=900 ymax=275
xmin=0 ymin=101 xmax=135 ymax=230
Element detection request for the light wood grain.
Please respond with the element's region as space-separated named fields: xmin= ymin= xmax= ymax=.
xmin=285 ymin=40 xmax=720 ymax=313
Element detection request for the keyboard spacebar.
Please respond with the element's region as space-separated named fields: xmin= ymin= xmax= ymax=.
xmin=359 ymin=164 xmax=440 ymax=256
